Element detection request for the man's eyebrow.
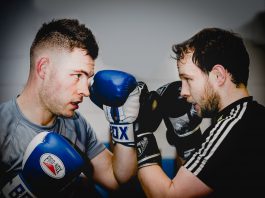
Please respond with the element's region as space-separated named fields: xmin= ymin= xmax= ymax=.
xmin=74 ymin=70 xmax=93 ymax=77
xmin=179 ymin=73 xmax=192 ymax=78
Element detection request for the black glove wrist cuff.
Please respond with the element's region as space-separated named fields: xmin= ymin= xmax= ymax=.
xmin=136 ymin=133 xmax=161 ymax=169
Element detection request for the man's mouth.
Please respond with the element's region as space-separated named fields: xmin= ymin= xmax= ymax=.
xmin=70 ymin=101 xmax=80 ymax=109
xmin=193 ymin=103 xmax=200 ymax=112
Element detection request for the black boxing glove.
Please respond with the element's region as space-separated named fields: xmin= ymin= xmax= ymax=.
xmin=134 ymin=82 xmax=162 ymax=168
xmin=156 ymin=81 xmax=203 ymax=160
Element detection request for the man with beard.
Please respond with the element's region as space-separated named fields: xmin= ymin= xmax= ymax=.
xmin=134 ymin=28 xmax=265 ymax=197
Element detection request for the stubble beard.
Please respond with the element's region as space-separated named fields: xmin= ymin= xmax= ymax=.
xmin=200 ymin=81 xmax=220 ymax=118
xmin=40 ymin=77 xmax=63 ymax=117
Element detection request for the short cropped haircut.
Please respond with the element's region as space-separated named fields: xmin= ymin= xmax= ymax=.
xmin=30 ymin=18 xmax=99 ymax=68
xmin=172 ymin=28 xmax=250 ymax=86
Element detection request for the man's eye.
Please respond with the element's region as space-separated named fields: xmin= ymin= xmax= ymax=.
xmin=75 ymin=74 xmax=82 ymax=79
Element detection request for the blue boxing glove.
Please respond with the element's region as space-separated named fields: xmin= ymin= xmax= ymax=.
xmin=1 ymin=132 xmax=85 ymax=197
xmin=90 ymin=70 xmax=140 ymax=147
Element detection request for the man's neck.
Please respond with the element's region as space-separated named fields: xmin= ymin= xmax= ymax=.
xmin=219 ymin=84 xmax=249 ymax=111
xmin=17 ymin=88 xmax=57 ymax=126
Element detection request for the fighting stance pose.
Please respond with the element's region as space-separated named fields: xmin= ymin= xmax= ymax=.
xmin=134 ymin=28 xmax=265 ymax=197
xmin=0 ymin=19 xmax=145 ymax=197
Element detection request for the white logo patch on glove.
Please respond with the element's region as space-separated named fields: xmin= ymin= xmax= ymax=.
xmin=103 ymin=86 xmax=141 ymax=145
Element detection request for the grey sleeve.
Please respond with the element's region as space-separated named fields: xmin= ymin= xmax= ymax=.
xmin=74 ymin=112 xmax=106 ymax=160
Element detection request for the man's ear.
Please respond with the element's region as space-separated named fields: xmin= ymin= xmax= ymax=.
xmin=36 ymin=57 xmax=49 ymax=79
xmin=210 ymin=64 xmax=227 ymax=86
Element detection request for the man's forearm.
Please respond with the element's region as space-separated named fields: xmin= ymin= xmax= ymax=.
xmin=112 ymin=144 xmax=137 ymax=184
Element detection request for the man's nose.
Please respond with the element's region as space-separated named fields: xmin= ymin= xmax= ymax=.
xmin=180 ymin=81 xmax=190 ymax=99
xmin=78 ymin=79 xmax=90 ymax=97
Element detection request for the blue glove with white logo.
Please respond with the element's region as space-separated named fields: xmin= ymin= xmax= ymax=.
xmin=90 ymin=70 xmax=140 ymax=147
xmin=1 ymin=132 xmax=84 ymax=197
